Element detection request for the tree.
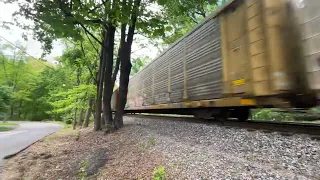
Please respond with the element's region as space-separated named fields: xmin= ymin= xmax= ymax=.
xmin=0 ymin=41 xmax=51 ymax=120
xmin=0 ymin=85 xmax=11 ymax=121
xmin=7 ymin=0 xmax=167 ymax=130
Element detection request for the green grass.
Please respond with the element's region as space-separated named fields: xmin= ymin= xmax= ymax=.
xmin=0 ymin=122 xmax=19 ymax=132
xmin=0 ymin=126 xmax=14 ymax=131
xmin=42 ymin=120 xmax=75 ymax=142
xmin=43 ymin=120 xmax=72 ymax=129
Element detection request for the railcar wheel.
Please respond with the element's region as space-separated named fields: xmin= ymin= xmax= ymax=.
xmin=235 ymin=108 xmax=250 ymax=121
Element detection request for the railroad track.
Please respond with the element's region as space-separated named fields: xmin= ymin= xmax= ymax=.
xmin=125 ymin=114 xmax=320 ymax=138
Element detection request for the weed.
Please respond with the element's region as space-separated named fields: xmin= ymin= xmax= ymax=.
xmin=152 ymin=166 xmax=167 ymax=180
xmin=141 ymin=136 xmax=156 ymax=152
xmin=78 ymin=159 xmax=88 ymax=180
xmin=102 ymin=124 xmax=113 ymax=132
xmin=141 ymin=142 xmax=148 ymax=152
xmin=149 ymin=136 xmax=156 ymax=146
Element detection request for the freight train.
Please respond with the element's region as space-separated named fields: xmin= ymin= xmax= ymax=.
xmin=112 ymin=0 xmax=319 ymax=120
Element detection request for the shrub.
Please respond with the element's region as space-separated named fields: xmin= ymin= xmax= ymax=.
xmin=153 ymin=166 xmax=167 ymax=180
xmin=65 ymin=118 xmax=72 ymax=124
xmin=251 ymin=109 xmax=293 ymax=121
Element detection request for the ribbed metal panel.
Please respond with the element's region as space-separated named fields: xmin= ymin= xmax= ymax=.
xmin=153 ymin=53 xmax=169 ymax=104
xmin=154 ymin=65 xmax=168 ymax=84
xmin=127 ymin=9 xmax=224 ymax=107
xmin=186 ymin=18 xmax=222 ymax=101
xmin=295 ymin=0 xmax=320 ymax=92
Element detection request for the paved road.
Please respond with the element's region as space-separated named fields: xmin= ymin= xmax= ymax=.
xmin=0 ymin=122 xmax=62 ymax=167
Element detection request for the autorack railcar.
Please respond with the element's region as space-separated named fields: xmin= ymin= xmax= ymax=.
xmin=112 ymin=0 xmax=319 ymax=120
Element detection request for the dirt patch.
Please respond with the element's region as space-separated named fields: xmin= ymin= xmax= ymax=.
xmin=2 ymin=125 xmax=164 ymax=180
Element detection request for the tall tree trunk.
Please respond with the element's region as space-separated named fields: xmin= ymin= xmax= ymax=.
xmin=102 ymin=24 xmax=116 ymax=126
xmin=83 ymin=97 xmax=93 ymax=128
xmin=114 ymin=0 xmax=141 ymax=129
xmin=94 ymin=31 xmax=107 ymax=131
xmin=114 ymin=44 xmax=132 ymax=129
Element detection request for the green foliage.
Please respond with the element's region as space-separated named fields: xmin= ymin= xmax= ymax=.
xmin=140 ymin=136 xmax=156 ymax=152
xmin=149 ymin=136 xmax=156 ymax=146
xmin=158 ymin=0 xmax=221 ymax=44
xmin=152 ymin=166 xmax=167 ymax=180
xmin=0 ymin=42 xmax=51 ymax=120
xmin=65 ymin=118 xmax=73 ymax=125
xmin=251 ymin=109 xmax=294 ymax=121
xmin=102 ymin=124 xmax=113 ymax=132
xmin=78 ymin=159 xmax=88 ymax=180
xmin=0 ymin=37 xmax=97 ymax=122
xmin=0 ymin=85 xmax=11 ymax=118
xmin=251 ymin=108 xmax=320 ymax=122
xmin=131 ymin=56 xmax=152 ymax=75
xmin=49 ymin=84 xmax=96 ymax=115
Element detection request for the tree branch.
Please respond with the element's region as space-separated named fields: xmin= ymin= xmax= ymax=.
xmin=84 ymin=30 xmax=100 ymax=55
xmin=195 ymin=10 xmax=206 ymax=18
xmin=79 ymin=24 xmax=103 ymax=45
xmin=188 ymin=13 xmax=198 ymax=24
xmin=80 ymin=42 xmax=86 ymax=57
xmin=88 ymin=3 xmax=104 ymax=14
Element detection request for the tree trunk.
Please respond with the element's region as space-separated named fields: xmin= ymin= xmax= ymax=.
xmin=23 ymin=112 xmax=28 ymax=120
xmin=94 ymin=31 xmax=107 ymax=131
xmin=92 ymin=101 xmax=96 ymax=120
xmin=73 ymin=108 xmax=78 ymax=130
xmin=114 ymin=0 xmax=141 ymax=129
xmin=10 ymin=105 xmax=14 ymax=117
xmin=83 ymin=97 xmax=93 ymax=128
xmin=102 ymin=24 xmax=116 ymax=126
xmin=114 ymin=44 xmax=132 ymax=129
xmin=77 ymin=108 xmax=84 ymax=128
xmin=18 ymin=100 xmax=22 ymax=118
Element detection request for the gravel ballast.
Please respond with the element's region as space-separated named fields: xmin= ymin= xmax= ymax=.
xmin=2 ymin=116 xmax=319 ymax=179
xmin=124 ymin=116 xmax=320 ymax=180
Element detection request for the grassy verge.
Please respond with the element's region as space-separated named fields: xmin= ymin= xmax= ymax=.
xmin=42 ymin=120 xmax=76 ymax=142
xmin=44 ymin=120 xmax=72 ymax=129
xmin=0 ymin=122 xmax=19 ymax=132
